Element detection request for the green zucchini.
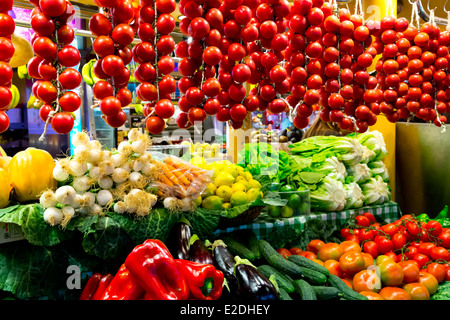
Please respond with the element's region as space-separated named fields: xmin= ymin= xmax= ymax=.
xmin=265 ymin=253 xmax=304 ymax=279
xmin=297 ymin=266 xmax=328 ymax=285
xmin=327 ymin=274 xmax=368 ymax=300
xmin=278 ymin=287 xmax=293 ymax=300
xmin=257 ymin=264 xmax=295 ymax=294
xmin=312 ymin=286 xmax=342 ymax=300
xmin=222 ymin=236 xmax=255 ymax=261
xmin=294 ymin=279 xmax=317 ymax=300
xmin=287 ymin=255 xmax=330 ymax=276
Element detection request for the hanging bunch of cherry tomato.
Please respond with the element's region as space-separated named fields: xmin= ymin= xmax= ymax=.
xmin=175 ymin=0 xmax=222 ymax=129
xmin=374 ymin=16 xmax=450 ymax=127
xmin=135 ymin=0 xmax=177 ymax=134
xmin=89 ymin=0 xmax=137 ymax=128
xmin=27 ymin=0 xmax=82 ymax=134
xmin=0 ymin=0 xmax=15 ymax=134
xmin=341 ymin=212 xmax=450 ymax=267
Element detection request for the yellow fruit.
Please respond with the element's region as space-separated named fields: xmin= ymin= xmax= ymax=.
xmin=235 ymin=176 xmax=246 ymax=183
xmin=0 ymin=146 xmax=6 ymax=157
xmin=224 ymin=167 xmax=239 ymax=179
xmin=193 ymin=196 xmax=203 ymax=207
xmin=202 ymin=183 xmax=217 ymax=198
xmin=0 ymin=168 xmax=11 ymax=208
xmin=214 ymin=172 xmax=235 ymax=187
xmin=247 ymin=188 xmax=262 ymax=202
xmin=222 ymin=202 xmax=231 ymax=209
xmin=249 ymin=179 xmax=262 ymax=189
xmin=8 ymin=148 xmax=57 ymax=202
xmin=243 ymin=172 xmax=253 ymax=181
xmin=230 ymin=191 xmax=249 ymax=207
xmin=215 ymin=185 xmax=234 ymax=202
xmin=202 ymin=196 xmax=224 ymax=210
xmin=231 ymin=182 xmax=247 ymax=193
xmin=0 ymin=156 xmax=11 ymax=171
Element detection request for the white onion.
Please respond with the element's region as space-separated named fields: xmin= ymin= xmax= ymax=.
xmin=89 ymin=166 xmax=103 ymax=181
xmin=53 ymin=162 xmax=69 ymax=182
xmin=87 ymin=149 xmax=101 ymax=164
xmin=54 ymin=186 xmax=77 ymax=205
xmin=72 ymin=132 xmax=90 ymax=148
xmin=69 ymin=159 xmax=88 ymax=177
xmin=113 ymin=201 xmax=127 ymax=214
xmin=90 ymin=203 xmax=103 ymax=215
xmin=43 ymin=207 xmax=64 ymax=226
xmin=112 ymin=168 xmax=130 ymax=184
xmin=100 ymin=160 xmax=114 ymax=176
xmin=133 ymin=159 xmax=144 ymax=172
xmin=128 ymin=128 xmax=141 ymax=142
xmin=62 ymin=206 xmax=75 ymax=219
xmin=98 ymin=176 xmax=113 ymax=189
xmin=39 ymin=190 xmax=58 ymax=209
xmin=112 ymin=153 xmax=126 ymax=168
xmin=131 ymin=140 xmax=146 ymax=154
xmin=73 ymin=176 xmax=92 ymax=193
xmin=97 ymin=190 xmax=113 ymax=207
xmin=81 ymin=192 xmax=96 ymax=207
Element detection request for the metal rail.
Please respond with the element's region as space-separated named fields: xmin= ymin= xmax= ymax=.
xmin=416 ymin=0 xmax=448 ymax=25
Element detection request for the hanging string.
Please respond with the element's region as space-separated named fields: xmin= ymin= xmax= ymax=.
xmin=409 ymin=0 xmax=421 ymax=29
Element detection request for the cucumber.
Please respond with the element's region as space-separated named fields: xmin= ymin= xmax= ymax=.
xmin=327 ymin=274 xmax=368 ymax=300
xmin=294 ymin=279 xmax=317 ymax=300
xmin=265 ymin=253 xmax=304 ymax=279
xmin=312 ymin=286 xmax=342 ymax=300
xmin=258 ymin=239 xmax=279 ymax=260
xmin=222 ymin=236 xmax=255 ymax=261
xmin=278 ymin=287 xmax=293 ymax=300
xmin=257 ymin=264 xmax=295 ymax=294
xmin=297 ymin=266 xmax=328 ymax=285
xmin=287 ymin=255 xmax=330 ymax=276
xmin=242 ymin=230 xmax=261 ymax=260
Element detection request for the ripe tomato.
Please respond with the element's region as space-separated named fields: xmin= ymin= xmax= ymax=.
xmin=418 ymin=271 xmax=439 ymax=295
xmin=58 ymin=45 xmax=81 ymax=68
xmin=352 ymin=269 xmax=381 ymax=293
xmin=377 ymin=257 xmax=404 ymax=286
xmin=39 ymin=104 xmax=54 ymax=122
xmin=0 ymin=37 xmax=14 ymax=62
xmin=306 ymin=239 xmax=325 ymax=255
xmin=146 ymin=116 xmax=165 ymax=134
xmin=339 ymin=251 xmax=366 ymax=275
xmin=31 ymin=13 xmax=55 ymax=37
xmin=50 ymin=112 xmax=74 ymax=134
xmin=39 ymin=0 xmax=67 ymax=17
xmin=0 ymin=13 xmax=14 ymax=37
xmin=402 ymin=283 xmax=429 ymax=300
xmin=363 ymin=241 xmax=378 ymax=258
xmin=363 ymin=212 xmax=376 ymax=223
xmin=99 ymin=96 xmax=122 ymax=117
xmin=418 ymin=242 xmax=436 ymax=257
xmin=381 ymin=223 xmax=399 ymax=238
xmin=359 ymin=228 xmax=375 ymax=242
xmin=299 ymin=251 xmax=317 ymax=260
xmin=33 ymin=36 xmax=58 ymax=59
xmin=0 ymin=111 xmax=8 ymax=133
xmin=392 ymin=233 xmax=407 ymax=250
xmin=375 ymin=235 xmax=394 ymax=254
xmin=323 ymin=259 xmax=343 ymax=278
xmin=93 ymin=81 xmax=114 ymax=100
xmin=187 ymin=107 xmax=207 ymax=124
xmin=413 ymin=253 xmax=430 ymax=269
xmin=398 ymin=260 xmax=420 ymax=283
xmin=426 ymin=262 xmax=446 ymax=283
xmin=59 ymin=91 xmax=81 ymax=112
xmin=379 ymin=287 xmax=411 ymax=300
xmin=339 ymin=240 xmax=361 ymax=253
xmin=359 ymin=291 xmax=384 ymax=300
xmin=276 ymin=248 xmax=292 ymax=259
xmin=425 ymin=220 xmax=443 ymax=237
xmin=289 ymin=247 xmax=303 ymax=255
xmin=230 ymin=104 xmax=248 ymax=122
xmin=89 ymin=13 xmax=112 ymax=36
xmin=102 ymin=55 xmax=125 ymax=77
xmin=104 ymin=110 xmax=127 ymax=128
xmin=355 ymin=215 xmax=371 ymax=227
xmin=430 ymin=246 xmax=450 ymax=261
xmin=317 ymin=243 xmax=344 ymax=261
xmin=36 ymin=81 xmax=57 ymax=104
xmin=59 ymin=68 xmax=81 ymax=90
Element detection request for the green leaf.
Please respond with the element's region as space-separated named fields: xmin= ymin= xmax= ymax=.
xmin=185 ymin=208 xmax=222 ymax=240
xmin=299 ymin=171 xmax=326 ymax=185
xmin=0 ymin=204 xmax=73 ymax=247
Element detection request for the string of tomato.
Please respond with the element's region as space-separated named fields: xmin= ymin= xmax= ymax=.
xmin=0 ymin=1 xmax=15 ymax=134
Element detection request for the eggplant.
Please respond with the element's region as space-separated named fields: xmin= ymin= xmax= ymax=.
xmin=167 ymin=220 xmax=192 ymax=260
xmin=189 ymin=234 xmax=214 ymax=265
xmin=234 ymin=256 xmax=279 ymax=301
xmin=212 ymin=240 xmax=236 ymax=281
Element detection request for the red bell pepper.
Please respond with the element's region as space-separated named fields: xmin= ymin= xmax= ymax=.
xmin=99 ymin=264 xmax=146 ymax=300
xmin=124 ymin=239 xmax=190 ymax=300
xmin=80 ymin=273 xmax=103 ymax=300
xmin=175 ymin=259 xmax=224 ymax=300
xmin=86 ymin=273 xmax=113 ymax=300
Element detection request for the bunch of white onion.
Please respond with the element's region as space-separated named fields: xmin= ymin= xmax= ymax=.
xmin=44 ymin=129 xmax=160 ymax=226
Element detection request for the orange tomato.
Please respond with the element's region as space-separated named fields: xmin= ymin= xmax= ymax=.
xmin=339 ymin=251 xmax=366 ymax=275
xmin=398 ymin=260 xmax=420 ymax=283
xmin=378 ymin=258 xmax=404 ymax=286
xmin=426 ymin=262 xmax=446 ymax=283
xmin=299 ymin=251 xmax=317 ymax=260
xmin=359 ymin=291 xmax=385 ymax=300
xmin=324 ymin=259 xmax=343 ymax=278
xmin=317 ymin=243 xmax=344 ymax=261
xmin=418 ymin=271 xmax=439 ymax=295
xmin=306 ymin=239 xmax=325 ymax=255
xmin=361 ymin=252 xmax=374 ymax=269
xmin=379 ymin=287 xmax=411 ymax=300
xmin=352 ymin=269 xmax=382 ymax=293
xmin=342 ymin=278 xmax=353 ymax=289
xmin=312 ymin=258 xmax=324 ymax=266
xmin=339 ymin=240 xmax=362 ymax=253
xmin=402 ymin=283 xmax=430 ymax=300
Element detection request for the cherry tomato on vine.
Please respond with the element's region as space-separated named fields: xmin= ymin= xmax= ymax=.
xmin=355 ymin=215 xmax=371 ymax=227
xmin=51 ymin=112 xmax=74 ymax=134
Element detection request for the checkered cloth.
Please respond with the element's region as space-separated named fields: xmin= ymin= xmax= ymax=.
xmin=213 ymin=201 xmax=402 ymax=239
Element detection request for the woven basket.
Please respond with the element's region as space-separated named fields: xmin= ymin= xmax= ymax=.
xmin=218 ymin=206 xmax=264 ymax=228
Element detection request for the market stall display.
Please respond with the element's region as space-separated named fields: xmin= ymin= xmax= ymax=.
xmin=0 ymin=0 xmax=449 ymax=303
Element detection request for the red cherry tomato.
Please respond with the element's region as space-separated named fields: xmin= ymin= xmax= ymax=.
xmin=50 ymin=112 xmax=74 ymax=134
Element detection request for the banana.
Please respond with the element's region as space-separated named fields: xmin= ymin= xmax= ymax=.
xmin=8 ymin=84 xmax=20 ymax=109
xmin=17 ymin=65 xmax=28 ymax=80
xmin=89 ymin=59 xmax=103 ymax=83
xmin=82 ymin=60 xmax=95 ymax=86
xmin=26 ymin=94 xmax=43 ymax=109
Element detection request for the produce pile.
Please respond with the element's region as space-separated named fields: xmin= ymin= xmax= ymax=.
xmin=239 ymin=131 xmax=391 ymax=212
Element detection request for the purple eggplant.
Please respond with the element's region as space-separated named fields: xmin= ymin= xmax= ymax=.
xmin=189 ymin=234 xmax=214 ymax=265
